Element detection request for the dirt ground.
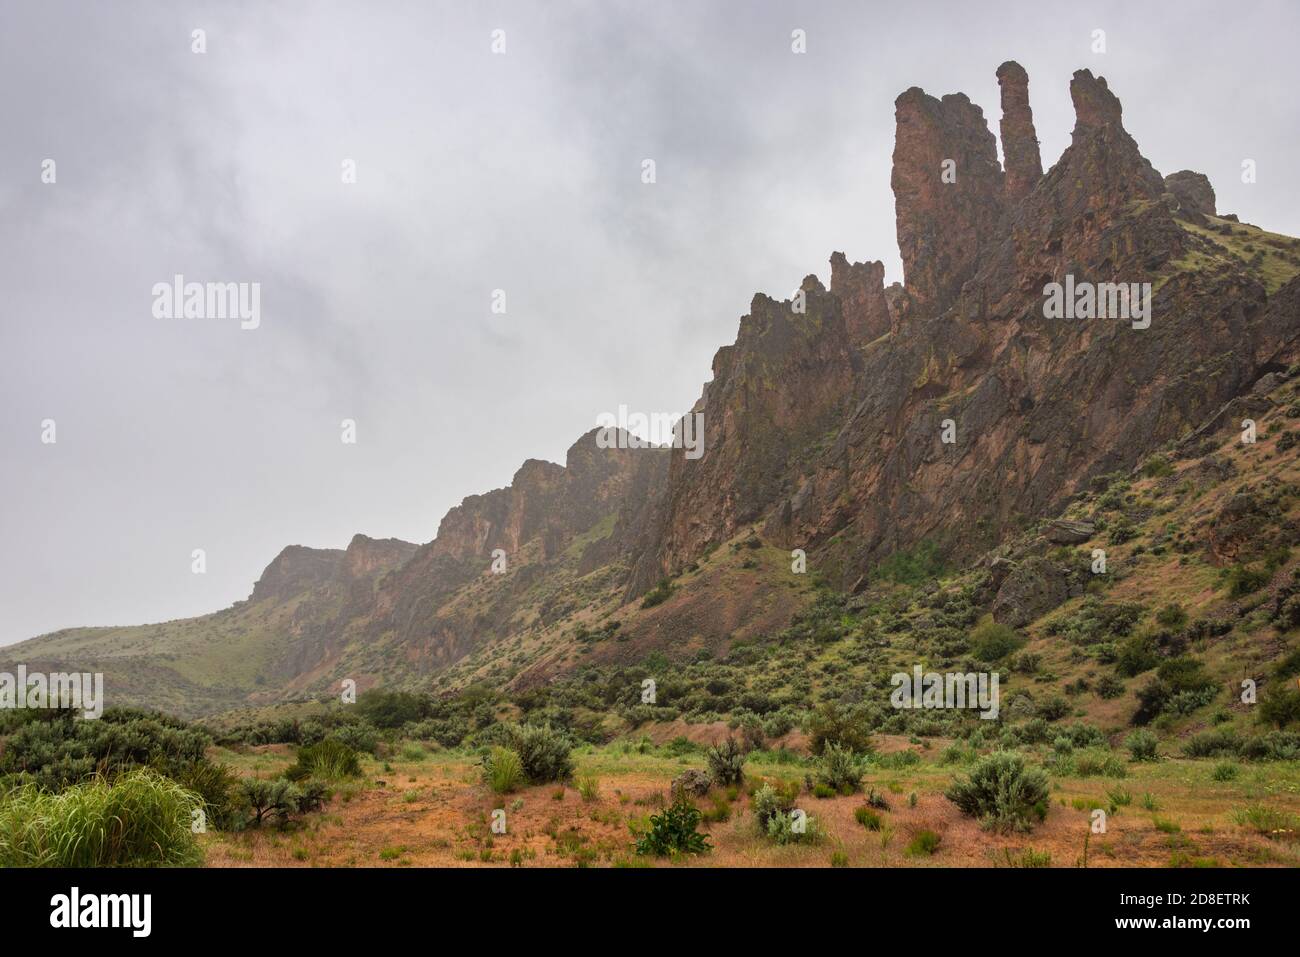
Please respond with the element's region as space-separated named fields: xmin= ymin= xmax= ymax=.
xmin=201 ymin=741 xmax=1300 ymax=868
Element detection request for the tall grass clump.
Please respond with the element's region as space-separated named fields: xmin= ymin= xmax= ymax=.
xmin=286 ymin=739 xmax=362 ymax=782
xmin=482 ymin=747 xmax=525 ymax=794
xmin=0 ymin=768 xmax=202 ymax=867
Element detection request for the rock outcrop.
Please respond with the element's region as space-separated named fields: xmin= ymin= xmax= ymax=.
xmin=1164 ymin=170 xmax=1217 ymax=217
xmin=996 ymin=60 xmax=1043 ymax=203
xmin=891 ymin=88 xmax=1005 ymax=313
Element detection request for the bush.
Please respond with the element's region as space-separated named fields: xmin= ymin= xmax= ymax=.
xmin=634 ymin=796 xmax=710 ymax=856
xmin=1211 ymin=762 xmax=1239 ymax=781
xmin=640 ymin=579 xmax=675 ymax=609
xmin=356 ymin=690 xmax=429 ymax=728
xmin=1154 ymin=603 xmax=1188 ymax=630
xmin=174 ymin=759 xmax=240 ymax=830
xmin=854 ymin=806 xmax=883 ymax=831
xmin=815 ymin=743 xmax=866 ymax=794
xmin=504 ymin=723 xmax=574 ymax=783
xmin=944 ymin=751 xmax=1050 ymax=833
xmin=904 ymin=829 xmax=942 ymax=857
xmin=1125 ymin=729 xmax=1159 ymax=762
xmin=1227 ymin=564 xmax=1270 ymax=598
xmin=328 ymin=723 xmax=380 ymax=756
xmin=577 ymin=774 xmax=600 ymax=802
xmin=765 ymin=807 xmax=823 ymax=845
xmin=482 ymin=747 xmax=525 ymax=794
xmin=0 ymin=768 xmax=203 ymax=867
xmin=751 ymin=782 xmax=795 ymax=833
xmin=1237 ymin=731 xmax=1300 ymax=761
xmin=1116 ymin=635 xmax=1159 ymax=676
xmin=1182 ymin=728 xmax=1241 ymax=758
xmin=705 ymin=737 xmax=747 ymax=787
xmin=807 ymin=702 xmax=875 ymax=755
xmin=1259 ymin=685 xmax=1300 ymax=729
xmin=287 ymin=739 xmax=362 ymax=782
xmin=969 ymin=621 xmax=1023 ymax=662
xmin=1072 ymin=749 xmax=1128 ymax=778
xmin=240 ymin=778 xmax=310 ymax=828
xmin=0 ymin=713 xmax=210 ymax=792
xmin=1036 ymin=696 xmax=1071 ymax=721
xmin=875 ymin=540 xmax=946 ymax=586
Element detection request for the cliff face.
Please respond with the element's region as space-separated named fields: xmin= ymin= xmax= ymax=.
xmin=630 ymin=62 xmax=1300 ymax=593
xmin=11 ymin=61 xmax=1300 ymax=713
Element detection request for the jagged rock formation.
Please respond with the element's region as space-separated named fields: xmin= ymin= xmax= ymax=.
xmin=996 ymin=60 xmax=1042 ymax=202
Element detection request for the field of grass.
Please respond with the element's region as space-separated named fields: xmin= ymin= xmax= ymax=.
xmin=199 ymin=737 xmax=1300 ymax=868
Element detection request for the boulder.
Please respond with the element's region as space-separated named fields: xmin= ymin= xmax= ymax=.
xmin=992 ymin=556 xmax=1069 ymax=627
xmin=670 ymin=769 xmax=712 ymax=799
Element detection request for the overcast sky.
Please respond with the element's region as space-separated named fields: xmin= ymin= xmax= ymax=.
xmin=2 ymin=0 xmax=1297 ymax=645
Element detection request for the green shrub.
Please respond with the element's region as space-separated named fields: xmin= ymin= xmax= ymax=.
xmin=1232 ymin=804 xmax=1300 ymax=836
xmin=751 ymin=782 xmax=795 ymax=833
xmin=806 ymin=702 xmax=875 ymax=755
xmin=287 ymin=739 xmax=362 ymax=782
xmin=577 ymin=774 xmax=600 ymax=802
xmin=1227 ymin=564 xmax=1270 ymax=598
xmin=503 ymin=723 xmax=574 ymax=783
xmin=705 ymin=737 xmax=747 ymax=787
xmin=1211 ymin=762 xmax=1239 ymax=781
xmin=1154 ymin=604 xmax=1188 ymax=630
xmin=875 ymin=540 xmax=946 ymax=586
xmin=634 ymin=796 xmax=710 ymax=856
xmin=0 ymin=712 xmax=210 ymax=792
xmin=1072 ymin=749 xmax=1128 ymax=778
xmin=944 ymin=751 xmax=1050 ymax=833
xmin=969 ymin=621 xmax=1023 ymax=662
xmin=640 ymin=579 xmax=675 ymax=609
xmin=174 ymin=759 xmax=240 ymax=830
xmin=904 ymin=829 xmax=942 ymax=857
xmin=356 ymin=690 xmax=429 ymax=728
xmin=1141 ymin=455 xmax=1172 ymax=478
xmin=854 ymin=806 xmax=883 ymax=831
xmin=1116 ymin=635 xmax=1159 ymax=676
xmin=327 ymin=723 xmax=379 ymax=756
xmin=482 ymin=747 xmax=525 ymax=794
xmin=1183 ymin=728 xmax=1241 ymax=758
xmin=1125 ymin=729 xmax=1159 ymax=762
xmin=1259 ymin=685 xmax=1300 ymax=729
xmin=240 ymin=778 xmax=308 ymax=828
xmin=815 ymin=743 xmax=866 ymax=794
xmin=0 ymin=768 xmax=203 ymax=866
